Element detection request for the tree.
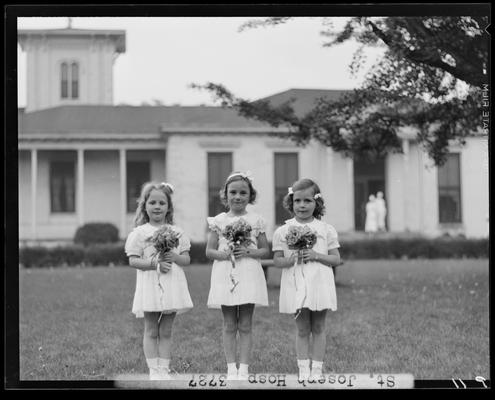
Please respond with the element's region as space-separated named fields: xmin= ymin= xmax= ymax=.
xmin=193 ymin=16 xmax=489 ymax=165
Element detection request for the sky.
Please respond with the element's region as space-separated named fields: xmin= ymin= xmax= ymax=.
xmin=17 ymin=16 xmax=385 ymax=107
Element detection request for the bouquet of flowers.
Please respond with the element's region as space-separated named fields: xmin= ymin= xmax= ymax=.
xmin=146 ymin=225 xmax=181 ymax=322
xmin=285 ymin=225 xmax=317 ymax=319
xmin=222 ymin=218 xmax=254 ymax=292
xmin=148 ymin=225 xmax=181 ymax=259
xmin=285 ymin=225 xmax=317 ymax=261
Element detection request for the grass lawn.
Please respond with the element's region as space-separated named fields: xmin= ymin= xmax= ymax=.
xmin=18 ymin=259 xmax=489 ymax=381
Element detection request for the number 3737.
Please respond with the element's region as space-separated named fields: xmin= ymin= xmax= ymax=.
xmin=188 ymin=374 xmax=227 ymax=387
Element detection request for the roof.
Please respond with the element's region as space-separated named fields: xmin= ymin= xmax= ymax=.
xmin=17 ymin=89 xmax=353 ymax=135
xmin=18 ymin=28 xmax=126 ymax=53
xmin=18 ymin=105 xmax=282 ymax=134
xmin=259 ymin=88 xmax=350 ymax=117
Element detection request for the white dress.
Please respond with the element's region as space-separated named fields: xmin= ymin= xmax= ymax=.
xmin=124 ymin=223 xmax=193 ymax=317
xmin=375 ymin=198 xmax=387 ymax=230
xmin=365 ymin=201 xmax=378 ymax=233
xmin=207 ymin=212 xmax=269 ymax=308
xmin=272 ymin=218 xmax=340 ymax=314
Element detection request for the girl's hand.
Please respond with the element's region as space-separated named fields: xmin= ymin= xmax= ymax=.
xmin=157 ymin=260 xmax=172 ymax=274
xmin=233 ymin=245 xmax=250 ymax=259
xmin=222 ymin=251 xmax=232 ymax=261
xmin=162 ymin=251 xmax=176 ymax=264
xmin=286 ymin=252 xmax=298 ymax=266
xmin=302 ymin=249 xmax=319 ymax=263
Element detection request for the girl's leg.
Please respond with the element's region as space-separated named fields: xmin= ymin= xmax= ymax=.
xmin=143 ymin=312 xmax=160 ymax=379
xmin=310 ymin=310 xmax=328 ymax=363
xmin=221 ymin=305 xmax=238 ymax=364
xmin=295 ymin=308 xmax=311 ymax=360
xmin=157 ymin=312 xmax=176 ymax=360
xmin=143 ymin=312 xmax=160 ymax=359
xmin=238 ymin=303 xmax=255 ymax=374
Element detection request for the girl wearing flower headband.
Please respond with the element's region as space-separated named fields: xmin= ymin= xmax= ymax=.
xmin=125 ymin=181 xmax=193 ymax=380
xmin=272 ymin=178 xmax=341 ymax=381
xmin=206 ymin=171 xmax=269 ymax=380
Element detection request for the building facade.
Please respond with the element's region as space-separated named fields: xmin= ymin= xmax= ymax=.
xmin=18 ymin=26 xmax=489 ymax=244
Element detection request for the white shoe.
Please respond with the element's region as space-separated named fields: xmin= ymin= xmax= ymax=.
xmin=149 ymin=368 xmax=162 ymax=380
xmin=298 ymin=369 xmax=310 ymax=381
xmin=309 ymin=368 xmax=323 ymax=380
xmin=226 ymin=372 xmax=238 ymax=380
xmin=158 ymin=367 xmax=172 ymax=380
xmin=238 ymin=372 xmax=249 ymax=380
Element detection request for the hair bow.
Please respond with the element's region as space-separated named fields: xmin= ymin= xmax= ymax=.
xmin=161 ymin=182 xmax=174 ymax=193
xmin=314 ymin=193 xmax=322 ymax=199
xmin=287 ymin=187 xmax=294 ymax=195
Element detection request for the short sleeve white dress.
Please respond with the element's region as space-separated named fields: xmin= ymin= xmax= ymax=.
xmin=125 ymin=223 xmax=193 ymax=317
xmin=206 ymin=212 xmax=269 ymax=308
xmin=272 ymin=218 xmax=340 ymax=314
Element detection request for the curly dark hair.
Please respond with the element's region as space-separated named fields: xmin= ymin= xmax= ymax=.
xmin=282 ymin=178 xmax=326 ymax=219
xmin=219 ymin=172 xmax=257 ymax=209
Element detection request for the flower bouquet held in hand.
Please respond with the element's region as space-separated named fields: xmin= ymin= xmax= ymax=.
xmin=147 ymin=225 xmax=181 ymax=322
xmin=222 ymin=218 xmax=254 ymax=292
xmin=285 ymin=225 xmax=317 ymax=261
xmin=285 ymin=225 xmax=318 ymax=319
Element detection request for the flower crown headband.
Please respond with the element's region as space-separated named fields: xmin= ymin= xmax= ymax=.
xmin=227 ymin=171 xmax=254 ymax=183
xmin=287 ymin=186 xmax=322 ymax=200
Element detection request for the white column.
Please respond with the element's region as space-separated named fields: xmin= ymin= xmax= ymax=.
xmin=417 ymin=148 xmax=424 ymax=232
xmin=347 ymin=157 xmax=354 ymax=230
xmin=77 ymin=149 xmax=84 ymax=226
xmin=31 ymin=149 xmax=37 ymax=240
xmin=402 ymin=139 xmax=410 ymax=231
xmin=120 ymin=149 xmax=127 ymax=239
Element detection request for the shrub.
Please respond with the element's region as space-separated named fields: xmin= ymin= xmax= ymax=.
xmin=19 ymin=245 xmax=85 ymax=268
xmin=74 ymin=223 xmax=119 ymax=246
xmin=84 ymin=243 xmax=128 ymax=266
xmin=19 ymin=236 xmax=489 ymax=268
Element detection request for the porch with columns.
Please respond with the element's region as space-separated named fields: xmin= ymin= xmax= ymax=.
xmin=19 ymin=137 xmax=166 ymax=242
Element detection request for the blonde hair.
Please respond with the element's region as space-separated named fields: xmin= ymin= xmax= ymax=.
xmin=133 ymin=182 xmax=174 ymax=226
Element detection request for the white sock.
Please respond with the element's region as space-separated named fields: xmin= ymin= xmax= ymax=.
xmin=312 ymin=360 xmax=323 ymax=373
xmin=297 ymin=359 xmax=310 ymax=369
xmin=158 ymin=358 xmax=170 ymax=371
xmin=238 ymin=363 xmax=249 ymax=375
xmin=146 ymin=358 xmax=159 ymax=370
xmin=227 ymin=362 xmax=237 ymax=375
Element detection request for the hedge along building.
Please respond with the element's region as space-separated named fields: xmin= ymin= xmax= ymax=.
xmin=18 ymin=25 xmax=490 ymax=244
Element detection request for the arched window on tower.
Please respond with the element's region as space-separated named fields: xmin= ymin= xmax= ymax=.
xmin=60 ymin=61 xmax=79 ymax=100
xmin=71 ymin=62 xmax=79 ymax=99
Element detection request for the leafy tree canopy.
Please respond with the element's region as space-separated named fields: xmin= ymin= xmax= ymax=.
xmin=194 ymin=16 xmax=489 ymax=165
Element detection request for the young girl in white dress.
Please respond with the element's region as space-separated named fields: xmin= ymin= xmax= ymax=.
xmin=272 ymin=178 xmax=341 ymax=381
xmin=125 ymin=182 xmax=193 ymax=380
xmin=206 ymin=171 xmax=269 ymax=380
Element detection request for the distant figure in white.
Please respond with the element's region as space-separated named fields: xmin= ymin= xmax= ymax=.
xmin=375 ymin=191 xmax=387 ymax=232
xmin=364 ymin=194 xmax=378 ymax=234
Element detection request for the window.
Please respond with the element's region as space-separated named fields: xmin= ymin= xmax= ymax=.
xmin=71 ymin=62 xmax=79 ymax=99
xmin=208 ymin=153 xmax=232 ymax=217
xmin=127 ymin=161 xmax=150 ymax=213
xmin=274 ymin=153 xmax=298 ymax=225
xmin=61 ymin=63 xmax=68 ymax=99
xmin=50 ymin=161 xmax=75 ymax=213
xmin=61 ymin=61 xmax=79 ymax=99
xmin=438 ymin=153 xmax=462 ymax=223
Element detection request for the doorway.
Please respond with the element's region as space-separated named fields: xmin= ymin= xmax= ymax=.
xmin=354 ymin=158 xmax=386 ymax=231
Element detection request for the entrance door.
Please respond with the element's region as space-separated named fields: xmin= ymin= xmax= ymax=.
xmin=353 ymin=159 xmax=386 ymax=231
